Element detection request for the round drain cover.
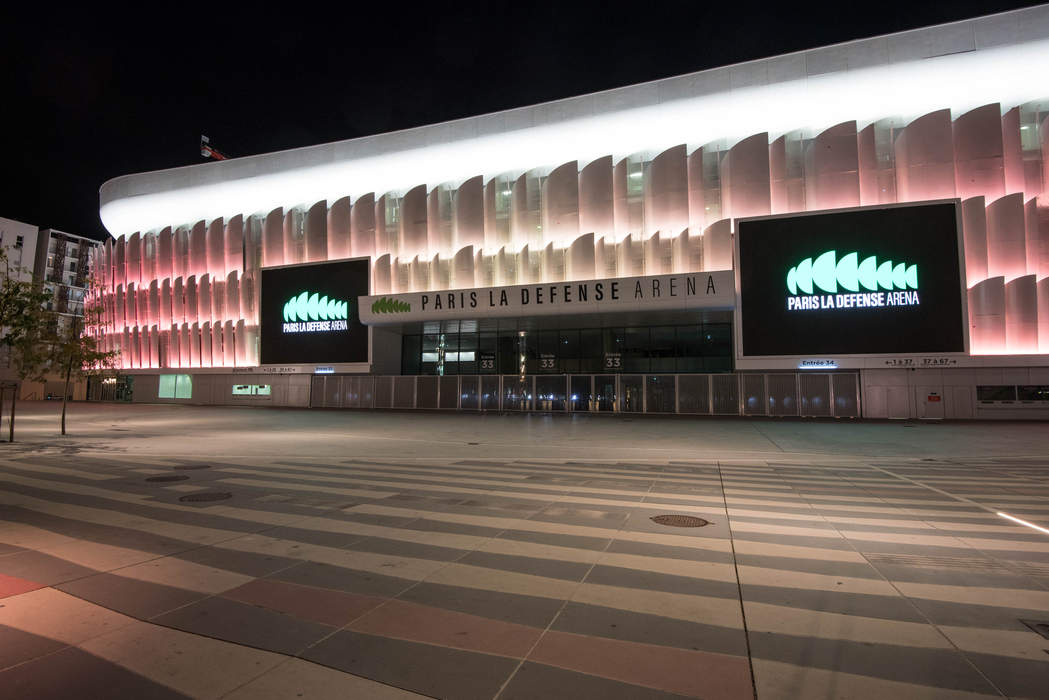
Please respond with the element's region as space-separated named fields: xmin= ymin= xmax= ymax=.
xmin=145 ymin=475 xmax=189 ymax=483
xmin=174 ymin=464 xmax=211 ymax=470
xmin=651 ymin=515 xmax=710 ymax=528
xmin=179 ymin=492 xmax=232 ymax=503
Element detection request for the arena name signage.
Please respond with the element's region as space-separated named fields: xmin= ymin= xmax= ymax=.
xmin=281 ymin=291 xmax=350 ymax=333
xmin=785 ymin=250 xmax=919 ymax=312
xmin=360 ymin=270 xmax=734 ymax=324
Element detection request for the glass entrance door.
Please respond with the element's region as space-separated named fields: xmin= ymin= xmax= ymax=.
xmin=480 ymin=376 xmax=500 ymax=410
xmin=569 ymin=376 xmax=592 ymax=412
xmin=535 ymin=375 xmax=567 ymax=411
xmin=594 ymin=375 xmax=617 ymax=411
xmin=502 ymin=376 xmax=531 ymax=411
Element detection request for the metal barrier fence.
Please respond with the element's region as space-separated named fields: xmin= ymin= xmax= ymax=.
xmin=310 ymin=372 xmax=860 ymax=417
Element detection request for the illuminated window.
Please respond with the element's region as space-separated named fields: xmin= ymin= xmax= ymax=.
xmin=232 ymin=384 xmax=271 ymax=396
xmin=159 ymin=374 xmax=193 ymax=399
xmin=1017 ymin=386 xmax=1049 ymax=402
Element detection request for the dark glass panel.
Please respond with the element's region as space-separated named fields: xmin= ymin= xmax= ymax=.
xmin=421 ymin=334 xmax=441 ymax=375
xmin=559 ymin=329 xmax=580 ymax=373
xmin=977 ymin=385 xmax=1016 ymax=401
xmin=1018 ymin=386 xmax=1049 ymax=401
xmin=623 ymin=327 xmax=649 ymax=373
xmin=676 ymin=326 xmax=704 ymax=372
xmin=401 ymin=334 xmax=422 ymax=375
xmin=649 ymin=326 xmax=676 ymax=373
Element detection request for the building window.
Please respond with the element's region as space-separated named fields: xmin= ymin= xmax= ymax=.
xmin=401 ymin=322 xmax=733 ymax=376
xmin=976 ymin=385 xmax=1016 ymax=401
xmin=1017 ymin=386 xmax=1049 ymax=402
xmin=232 ymin=384 xmax=271 ymax=396
xmin=15 ymin=236 xmax=23 ymax=248
xmin=158 ymin=374 xmax=193 ymax=399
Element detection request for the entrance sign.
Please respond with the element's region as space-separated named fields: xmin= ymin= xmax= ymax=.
xmin=798 ymin=359 xmax=837 ymax=369
xmin=360 ymin=270 xmax=734 ymax=325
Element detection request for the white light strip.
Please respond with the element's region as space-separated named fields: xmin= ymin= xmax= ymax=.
xmin=997 ymin=511 xmax=1049 ymax=536
xmin=100 ymin=38 xmax=1049 ymax=237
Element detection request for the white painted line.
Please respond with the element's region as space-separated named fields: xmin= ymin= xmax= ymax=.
xmin=997 ymin=512 xmax=1049 ymax=536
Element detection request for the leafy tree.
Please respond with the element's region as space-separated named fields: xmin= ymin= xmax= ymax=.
xmin=1 ymin=250 xmax=118 ymax=440
xmin=0 ymin=248 xmax=50 ymax=441
xmin=47 ymin=280 xmax=118 ymax=435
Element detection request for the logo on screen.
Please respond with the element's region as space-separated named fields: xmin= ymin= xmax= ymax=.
xmin=786 ymin=251 xmax=919 ymax=311
xmin=281 ymin=291 xmax=350 ymax=333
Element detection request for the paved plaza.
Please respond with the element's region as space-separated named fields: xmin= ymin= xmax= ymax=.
xmin=0 ymin=403 xmax=1048 ymax=699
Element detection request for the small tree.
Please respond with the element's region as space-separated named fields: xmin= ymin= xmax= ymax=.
xmin=48 ymin=281 xmax=118 ymax=435
xmin=0 ymin=249 xmax=51 ymax=441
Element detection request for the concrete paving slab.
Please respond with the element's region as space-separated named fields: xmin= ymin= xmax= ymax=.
xmin=0 ymin=624 xmax=67 ymax=670
xmin=223 ymin=657 xmax=429 ymax=700
xmin=78 ymin=618 xmax=288 ymax=699
xmin=303 ymin=629 xmax=521 ymax=700
xmin=0 ymin=646 xmax=191 ymax=699
xmin=152 ymin=595 xmax=336 ymax=656
xmin=499 ymin=661 xmax=696 ymax=700
xmin=57 ymin=573 xmax=206 ymax=619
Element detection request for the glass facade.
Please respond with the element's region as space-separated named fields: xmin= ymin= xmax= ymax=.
xmin=309 ymin=371 xmax=861 ymax=417
xmin=401 ymin=322 xmax=731 ymax=376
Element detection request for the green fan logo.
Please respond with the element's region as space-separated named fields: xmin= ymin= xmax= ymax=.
xmin=786 ymin=251 xmax=920 ymax=312
xmin=281 ymin=292 xmax=350 ymax=333
xmin=371 ymin=297 xmax=411 ymax=314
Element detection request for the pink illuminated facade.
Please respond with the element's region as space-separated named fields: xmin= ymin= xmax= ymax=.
xmin=95 ymin=5 xmax=1049 ymax=418
xmin=92 ymin=220 xmax=257 ymax=370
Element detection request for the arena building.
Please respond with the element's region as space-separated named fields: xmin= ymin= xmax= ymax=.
xmin=94 ymin=5 xmax=1049 ymax=419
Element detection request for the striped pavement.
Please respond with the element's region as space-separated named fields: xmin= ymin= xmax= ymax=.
xmin=0 ymin=452 xmax=1047 ymax=698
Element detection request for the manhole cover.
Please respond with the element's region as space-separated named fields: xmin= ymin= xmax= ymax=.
xmin=179 ymin=492 xmax=232 ymax=503
xmin=651 ymin=515 xmax=710 ymax=528
xmin=145 ymin=475 xmax=189 ymax=483
xmin=173 ymin=464 xmax=211 ymax=471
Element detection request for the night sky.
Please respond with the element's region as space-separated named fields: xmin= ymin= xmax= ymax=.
xmin=2 ymin=1 xmax=1041 ymax=241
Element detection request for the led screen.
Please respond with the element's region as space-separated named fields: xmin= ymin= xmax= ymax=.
xmin=260 ymin=259 xmax=369 ymax=365
xmin=737 ymin=202 xmax=965 ymax=357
